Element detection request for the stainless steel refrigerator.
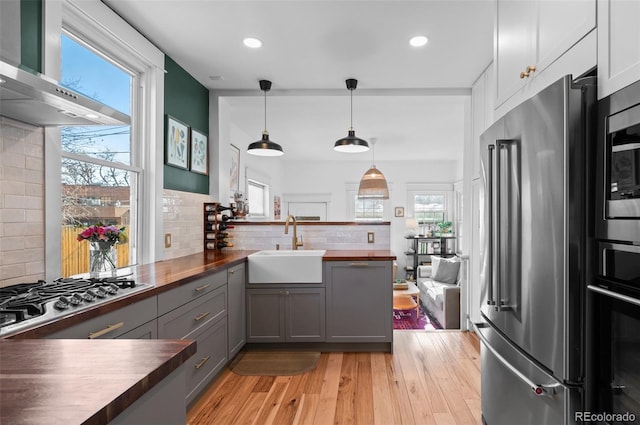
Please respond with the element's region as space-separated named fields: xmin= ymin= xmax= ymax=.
xmin=477 ymin=75 xmax=596 ymax=425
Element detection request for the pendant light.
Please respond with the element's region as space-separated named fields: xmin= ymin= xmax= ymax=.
xmin=334 ymin=78 xmax=370 ymax=153
xmin=247 ymin=79 xmax=284 ymax=156
xmin=357 ymin=138 xmax=389 ymax=199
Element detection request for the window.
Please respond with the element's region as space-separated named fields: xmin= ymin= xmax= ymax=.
xmin=248 ymin=179 xmax=269 ymax=218
xmin=414 ymin=194 xmax=446 ymax=224
xmin=406 ymin=186 xmax=454 ymax=235
xmin=355 ymin=197 xmax=385 ymax=220
xmin=60 ymin=32 xmax=138 ymax=277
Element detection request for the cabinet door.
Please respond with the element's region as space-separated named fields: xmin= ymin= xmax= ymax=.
xmin=598 ymin=0 xmax=640 ymax=98
xmin=537 ymin=0 xmax=595 ymax=72
xmin=495 ymin=0 xmax=536 ymax=106
xmin=468 ymin=179 xmax=484 ymax=325
xmin=286 ymin=288 xmax=325 ymax=342
xmin=246 ymin=289 xmax=285 ymax=342
xmin=227 ymin=263 xmax=246 ymax=358
xmin=326 ymin=262 xmax=392 ymax=342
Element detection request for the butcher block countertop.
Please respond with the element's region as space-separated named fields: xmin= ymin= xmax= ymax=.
xmin=8 ymin=249 xmax=394 ymax=339
xmin=0 ymin=338 xmax=196 ymax=425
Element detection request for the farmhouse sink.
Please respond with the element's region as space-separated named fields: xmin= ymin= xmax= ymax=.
xmin=248 ymin=249 xmax=326 ymax=283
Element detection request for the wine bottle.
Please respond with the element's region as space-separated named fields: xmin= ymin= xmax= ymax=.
xmin=206 ymin=214 xmax=231 ymax=222
xmin=206 ymin=241 xmax=234 ymax=249
xmin=205 ymin=204 xmax=233 ymax=212
xmin=205 ymin=223 xmax=235 ymax=231
xmin=205 ymin=233 xmax=232 ymax=240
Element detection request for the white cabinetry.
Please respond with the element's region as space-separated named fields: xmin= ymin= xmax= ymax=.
xmin=597 ymin=0 xmax=640 ymax=98
xmin=495 ymin=0 xmax=596 ymax=108
xmin=471 ymin=63 xmax=494 ymax=180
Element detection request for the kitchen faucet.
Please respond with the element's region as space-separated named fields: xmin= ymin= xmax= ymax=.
xmin=284 ymin=215 xmax=304 ymax=250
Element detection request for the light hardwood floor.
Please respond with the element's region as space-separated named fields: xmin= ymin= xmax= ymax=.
xmin=187 ymin=330 xmax=481 ymax=425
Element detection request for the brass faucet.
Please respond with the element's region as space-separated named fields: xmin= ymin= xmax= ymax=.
xmin=284 ymin=215 xmax=304 ymax=250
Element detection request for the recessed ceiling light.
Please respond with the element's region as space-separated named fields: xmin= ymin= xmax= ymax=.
xmin=85 ymin=113 xmax=99 ymax=119
xmin=243 ymin=38 xmax=262 ymax=48
xmin=409 ymin=35 xmax=429 ymax=47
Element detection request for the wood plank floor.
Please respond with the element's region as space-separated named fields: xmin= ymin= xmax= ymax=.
xmin=187 ymin=330 xmax=481 ymax=425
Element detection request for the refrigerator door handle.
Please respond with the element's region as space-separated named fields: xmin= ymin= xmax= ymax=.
xmin=495 ymin=141 xmax=502 ymax=311
xmin=474 ymin=323 xmax=562 ymax=397
xmin=487 ymin=144 xmax=496 ymax=306
xmin=495 ymin=139 xmax=517 ymax=312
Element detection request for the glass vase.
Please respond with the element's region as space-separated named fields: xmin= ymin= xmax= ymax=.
xmin=89 ymin=241 xmax=117 ymax=278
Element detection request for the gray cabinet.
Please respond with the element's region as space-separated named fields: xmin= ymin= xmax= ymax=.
xmin=246 ymin=287 xmax=325 ymax=342
xmin=227 ymin=263 xmax=246 ymax=359
xmin=47 ymin=296 xmax=157 ymax=339
xmin=325 ymin=261 xmax=392 ymax=343
xmin=157 ymin=272 xmax=228 ymax=405
xmin=117 ymin=319 xmax=158 ymax=339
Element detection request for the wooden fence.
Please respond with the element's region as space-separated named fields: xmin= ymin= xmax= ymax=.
xmin=61 ymin=226 xmax=130 ymax=277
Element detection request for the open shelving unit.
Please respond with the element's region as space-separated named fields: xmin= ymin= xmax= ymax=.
xmin=404 ymin=235 xmax=456 ymax=280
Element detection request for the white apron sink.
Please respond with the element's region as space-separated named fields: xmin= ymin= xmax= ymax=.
xmin=248 ymin=249 xmax=326 ymax=283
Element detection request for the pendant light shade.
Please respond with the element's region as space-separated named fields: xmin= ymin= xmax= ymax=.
xmin=334 ymin=79 xmax=369 ymax=153
xmin=248 ymin=80 xmax=284 ymax=157
xmin=357 ymin=139 xmax=389 ymax=199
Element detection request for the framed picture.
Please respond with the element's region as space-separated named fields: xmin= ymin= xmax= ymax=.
xmin=274 ymin=195 xmax=281 ymax=220
xmin=190 ymin=129 xmax=208 ymax=175
xmin=395 ymin=207 xmax=405 ymax=217
xmin=166 ymin=115 xmax=189 ymax=169
xmin=230 ymin=144 xmax=240 ymax=193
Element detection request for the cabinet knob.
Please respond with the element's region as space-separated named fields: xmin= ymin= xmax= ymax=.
xmin=519 ymin=65 xmax=537 ymax=79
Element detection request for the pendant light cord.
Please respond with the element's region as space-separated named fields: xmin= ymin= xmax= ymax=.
xmin=264 ymin=89 xmax=267 ymax=133
xmin=350 ymin=89 xmax=354 ymax=130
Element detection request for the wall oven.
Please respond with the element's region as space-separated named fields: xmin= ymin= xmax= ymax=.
xmin=586 ymin=242 xmax=640 ymax=424
xmin=596 ymin=79 xmax=640 ymax=243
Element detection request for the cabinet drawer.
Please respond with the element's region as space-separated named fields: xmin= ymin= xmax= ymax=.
xmin=116 ymin=319 xmax=158 ymax=339
xmin=185 ymin=318 xmax=228 ymax=404
xmin=158 ymin=271 xmax=226 ymax=316
xmin=158 ymin=285 xmax=226 ymax=340
xmin=47 ymin=296 xmax=157 ymax=339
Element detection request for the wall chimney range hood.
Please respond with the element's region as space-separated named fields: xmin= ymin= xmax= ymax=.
xmin=0 ymin=61 xmax=130 ymax=127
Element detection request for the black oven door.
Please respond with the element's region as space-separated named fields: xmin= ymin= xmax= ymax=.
xmin=586 ymin=284 xmax=640 ymax=424
xmin=586 ymin=242 xmax=640 ymax=424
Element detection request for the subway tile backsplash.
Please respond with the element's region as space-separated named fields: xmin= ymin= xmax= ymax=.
xmin=229 ymin=223 xmax=390 ymax=251
xmin=0 ymin=118 xmax=45 ymax=287
xmin=162 ymin=190 xmax=211 ymax=260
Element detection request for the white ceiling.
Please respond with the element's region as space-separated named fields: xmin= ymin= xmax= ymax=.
xmin=103 ymin=0 xmax=495 ymax=161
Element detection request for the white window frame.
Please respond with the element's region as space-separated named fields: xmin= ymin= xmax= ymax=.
xmin=247 ymin=178 xmax=270 ymax=218
xmin=345 ymin=183 xmax=391 ymax=221
xmin=44 ymin=0 xmax=164 ymax=280
xmin=406 ymin=183 xmax=455 ymax=229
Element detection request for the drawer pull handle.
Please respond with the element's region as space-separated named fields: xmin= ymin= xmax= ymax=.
xmin=229 ymin=269 xmax=235 ymax=274
xmin=195 ymin=356 xmax=211 ymax=369
xmin=88 ymin=322 xmax=124 ymax=339
xmin=348 ymin=262 xmax=369 ymax=267
xmin=194 ymin=312 xmax=210 ymax=321
xmin=195 ymin=284 xmax=210 ymax=292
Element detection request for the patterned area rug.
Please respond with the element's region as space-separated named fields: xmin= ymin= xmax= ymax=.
xmin=393 ymin=305 xmax=442 ymax=330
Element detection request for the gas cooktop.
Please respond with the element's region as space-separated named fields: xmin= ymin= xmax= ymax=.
xmin=0 ymin=276 xmax=154 ymax=337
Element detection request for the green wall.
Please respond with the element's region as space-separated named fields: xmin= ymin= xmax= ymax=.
xmin=20 ymin=0 xmax=42 ymax=72
xmin=164 ymin=56 xmax=210 ymax=194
